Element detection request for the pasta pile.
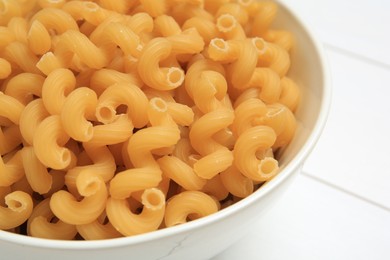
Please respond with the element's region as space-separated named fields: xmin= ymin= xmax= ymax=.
xmin=0 ymin=0 xmax=300 ymax=240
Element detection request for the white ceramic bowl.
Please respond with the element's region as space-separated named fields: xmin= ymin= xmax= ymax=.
xmin=0 ymin=2 xmax=331 ymax=259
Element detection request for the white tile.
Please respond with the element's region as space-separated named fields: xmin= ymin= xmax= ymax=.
xmin=302 ymin=47 xmax=390 ymax=208
xmin=212 ymin=174 xmax=390 ymax=260
xmin=279 ymin=0 xmax=390 ymax=65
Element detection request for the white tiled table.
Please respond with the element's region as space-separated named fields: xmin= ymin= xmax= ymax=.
xmin=213 ymin=1 xmax=390 ymax=259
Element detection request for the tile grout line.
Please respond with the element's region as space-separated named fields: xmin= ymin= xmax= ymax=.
xmin=323 ymin=42 xmax=390 ymax=70
xmin=300 ymin=170 xmax=390 ymax=212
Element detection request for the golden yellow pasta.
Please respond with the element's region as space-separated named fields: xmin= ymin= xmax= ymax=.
xmin=0 ymin=191 xmax=33 ymax=230
xmin=220 ymin=165 xmax=254 ymax=198
xmin=0 ymin=0 xmax=301 ymax=239
xmin=0 ymin=91 xmax=25 ymax=125
xmin=41 ymin=68 xmax=76 ymax=115
xmin=138 ymin=37 xmax=185 ymax=90
xmin=33 ymin=115 xmax=74 ymax=170
xmin=4 ymin=73 xmax=45 ymax=105
xmin=0 ymin=151 xmax=24 ymax=187
xmin=233 ymin=125 xmax=279 ymax=182
xmin=0 ymin=124 xmax=22 ymax=156
xmin=158 ymin=155 xmax=207 ymax=191
xmin=106 ymin=188 xmax=166 ymax=236
xmin=50 ymin=171 xmax=108 ymax=225
xmin=19 ymin=98 xmax=50 ymax=145
xmin=164 ymin=191 xmax=219 ymax=227
xmin=95 ymin=83 xmax=149 ymax=127
xmin=27 ymin=198 xmax=77 ymax=240
xmin=0 ymin=58 xmax=12 ymax=79
xmin=76 ymin=215 xmax=122 ymax=240
xmin=20 ymin=146 xmax=52 ymax=195
xmin=60 ymin=87 xmax=97 ymax=142
xmin=64 ymin=143 xmax=116 ymax=195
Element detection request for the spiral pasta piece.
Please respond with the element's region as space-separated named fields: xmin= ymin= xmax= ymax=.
xmin=33 ymin=115 xmax=74 ymax=170
xmin=50 ymin=171 xmax=108 ymax=225
xmin=233 ymin=125 xmax=278 ymax=182
xmin=107 ymin=188 xmax=165 ymax=236
xmin=0 ymin=191 xmax=33 ymax=230
xmin=109 ymin=98 xmax=181 ymax=199
xmin=95 ymin=83 xmax=149 ymax=127
xmin=0 ymin=124 xmax=22 ymax=155
xmin=4 ymin=73 xmax=45 ymax=105
xmin=61 ymin=87 xmax=97 ymax=142
xmin=27 ymin=198 xmax=77 ymax=240
xmin=0 ymin=151 xmax=24 ymax=187
xmin=164 ymin=191 xmax=219 ymax=227
xmin=138 ymin=37 xmax=185 ymax=90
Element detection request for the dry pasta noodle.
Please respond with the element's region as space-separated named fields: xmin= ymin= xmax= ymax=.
xmin=0 ymin=0 xmax=301 ymax=239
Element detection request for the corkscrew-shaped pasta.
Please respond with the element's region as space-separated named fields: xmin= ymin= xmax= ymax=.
xmin=242 ymin=67 xmax=282 ymax=104
xmin=158 ymin=155 xmax=207 ymax=191
xmin=76 ymin=212 xmax=122 ymax=240
xmin=107 ymin=188 xmax=166 ymax=236
xmin=64 ymin=143 xmax=116 ymax=195
xmin=3 ymin=42 xmax=39 ymax=74
xmin=257 ymin=103 xmax=297 ymax=149
xmin=62 ymin=1 xmax=113 ymax=26
xmin=61 ymin=87 xmax=97 ymax=142
xmin=0 ymin=124 xmax=22 ymax=155
xmin=89 ymin=19 xmax=143 ymax=58
xmin=20 ymin=146 xmax=52 ymax=195
xmin=232 ymin=97 xmax=267 ymax=137
xmin=164 ymin=191 xmax=219 ymax=227
xmin=0 ymin=151 xmax=24 ymax=187
xmin=0 ymin=92 xmax=25 ymax=125
xmin=0 ymin=191 xmax=33 ymax=230
xmin=188 ymin=69 xmax=235 ymax=179
xmin=41 ymin=68 xmax=76 ymax=115
xmin=220 ymin=164 xmax=254 ymax=198
xmin=89 ymin=114 xmax=134 ymax=146
xmin=182 ymin=16 xmax=218 ymax=44
xmin=19 ymin=99 xmax=49 ymax=145
xmin=27 ymin=8 xmax=79 ymax=56
xmin=233 ymin=125 xmax=278 ymax=182
xmin=250 ymin=0 xmax=278 ymax=37
xmin=4 ymin=73 xmax=45 ymax=105
xmin=109 ymin=97 xmax=181 ymax=199
xmin=27 ymin=198 xmax=77 ymax=240
xmin=138 ymin=37 xmax=185 ymax=90
xmin=33 ymin=115 xmax=75 ymax=170
xmin=216 ymin=3 xmax=249 ymax=27
xmin=30 ymin=7 xmax=79 ymax=34
xmin=53 ymin=29 xmax=111 ymax=70
xmin=50 ymin=171 xmax=108 ymax=225
xmin=279 ymin=77 xmax=301 ymax=112
xmin=95 ymin=83 xmax=149 ymax=127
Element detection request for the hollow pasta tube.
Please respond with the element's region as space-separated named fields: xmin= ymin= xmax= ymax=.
xmin=137 ymin=37 xmax=185 ymax=90
xmin=233 ymin=125 xmax=279 ymax=182
xmin=61 ymin=87 xmax=97 ymax=142
xmin=164 ymin=191 xmax=219 ymax=227
xmin=50 ymin=171 xmax=108 ymax=225
xmin=0 ymin=191 xmax=33 ymax=230
xmin=106 ymin=188 xmax=165 ymax=236
xmin=33 ymin=115 xmax=74 ymax=170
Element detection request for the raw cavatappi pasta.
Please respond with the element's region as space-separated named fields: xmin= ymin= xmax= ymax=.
xmin=0 ymin=0 xmax=300 ymax=239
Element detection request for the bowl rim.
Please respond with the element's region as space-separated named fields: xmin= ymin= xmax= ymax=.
xmin=0 ymin=0 xmax=332 ymax=250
